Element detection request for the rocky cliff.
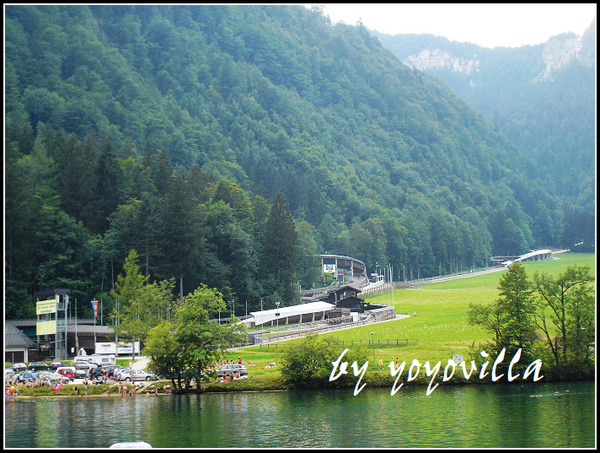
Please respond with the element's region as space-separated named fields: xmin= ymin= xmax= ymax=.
xmin=401 ymin=16 xmax=595 ymax=82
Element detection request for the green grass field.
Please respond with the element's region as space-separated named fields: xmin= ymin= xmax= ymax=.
xmin=15 ymin=253 xmax=593 ymax=396
xmin=226 ymin=252 xmax=595 ymax=374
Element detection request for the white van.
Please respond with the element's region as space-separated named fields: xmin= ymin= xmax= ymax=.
xmin=73 ymin=354 xmax=116 ymax=368
xmin=90 ymin=354 xmax=116 ymax=367
xmin=72 ymin=356 xmax=95 ymax=368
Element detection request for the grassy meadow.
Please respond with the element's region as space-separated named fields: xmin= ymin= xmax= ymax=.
xmin=223 ymin=252 xmax=595 ymax=379
xmin=15 ymin=253 xmax=593 ymax=396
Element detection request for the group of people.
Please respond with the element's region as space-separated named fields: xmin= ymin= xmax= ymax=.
xmin=6 ymin=373 xmax=58 ymax=389
xmin=5 ymin=382 xmax=18 ymax=398
xmin=378 ymin=357 xmax=401 ymax=370
xmin=85 ymin=372 xmax=110 ymax=385
xmin=218 ymin=356 xmax=247 ymax=383
xmin=220 ymin=372 xmax=242 ymax=383
xmin=212 ymin=357 xmax=243 ymax=368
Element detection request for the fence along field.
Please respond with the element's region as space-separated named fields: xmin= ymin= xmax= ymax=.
xmin=233 ymin=252 xmax=595 ymax=371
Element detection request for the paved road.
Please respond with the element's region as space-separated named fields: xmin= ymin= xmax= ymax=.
xmin=407 ymin=250 xmax=570 ymax=286
xmin=131 ymin=356 xmax=151 ymax=370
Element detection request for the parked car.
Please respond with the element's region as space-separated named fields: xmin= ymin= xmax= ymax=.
xmin=74 ymin=367 xmax=89 ymax=379
xmin=72 ymin=356 xmax=95 ymax=368
xmin=37 ymin=371 xmax=64 ymax=383
xmin=11 ymin=363 xmax=28 ymax=372
xmin=28 ymin=362 xmax=50 ymax=371
xmin=5 ymin=368 xmax=15 ymax=379
xmin=112 ymin=366 xmax=127 ymax=380
xmin=49 ymin=361 xmax=64 ymax=370
xmin=12 ymin=372 xmax=39 ymax=383
xmin=89 ymin=365 xmax=116 ymax=379
xmin=119 ymin=369 xmax=158 ymax=382
xmin=55 ymin=366 xmax=76 ymax=381
xmin=216 ymin=364 xmax=248 ymax=377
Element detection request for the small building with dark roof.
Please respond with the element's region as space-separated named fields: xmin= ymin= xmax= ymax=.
xmin=319 ymin=284 xmax=368 ymax=313
xmin=5 ymin=322 xmax=35 ymax=363
xmin=5 ymin=319 xmax=115 ymax=362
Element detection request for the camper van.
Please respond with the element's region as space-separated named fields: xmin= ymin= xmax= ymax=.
xmin=72 ymin=354 xmax=116 ymax=368
xmin=90 ymin=354 xmax=116 ymax=367
xmin=72 ymin=356 xmax=95 ymax=368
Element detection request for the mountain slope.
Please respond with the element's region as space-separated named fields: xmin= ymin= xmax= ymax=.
xmin=372 ymin=16 xmax=596 ymax=212
xmin=5 ymin=4 xmax=575 ymax=294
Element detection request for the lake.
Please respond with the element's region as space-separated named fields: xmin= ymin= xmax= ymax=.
xmin=4 ymin=380 xmax=595 ymax=448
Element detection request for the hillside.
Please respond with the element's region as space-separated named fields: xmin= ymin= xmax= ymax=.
xmin=371 ymin=16 xmax=596 ymax=213
xmin=4 ymin=5 xmax=585 ymax=318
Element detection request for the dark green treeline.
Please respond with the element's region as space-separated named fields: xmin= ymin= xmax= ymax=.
xmin=4 ymin=5 xmax=586 ymax=320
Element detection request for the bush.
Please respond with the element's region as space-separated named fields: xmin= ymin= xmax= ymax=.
xmin=280 ymin=333 xmax=369 ymax=390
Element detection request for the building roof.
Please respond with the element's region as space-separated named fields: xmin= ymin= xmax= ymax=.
xmin=9 ymin=318 xmax=100 ymax=328
xmin=5 ymin=322 xmax=35 ymax=348
xmin=250 ymin=301 xmax=335 ymax=325
xmin=5 ymin=319 xmax=114 ymax=342
xmin=333 ymin=284 xmax=362 ymax=293
xmin=69 ymin=325 xmax=114 ymax=337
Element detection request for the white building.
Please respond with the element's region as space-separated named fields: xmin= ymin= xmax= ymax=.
xmin=249 ymin=301 xmax=335 ymax=327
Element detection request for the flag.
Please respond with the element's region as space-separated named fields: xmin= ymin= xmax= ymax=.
xmin=91 ymin=300 xmax=99 ymax=318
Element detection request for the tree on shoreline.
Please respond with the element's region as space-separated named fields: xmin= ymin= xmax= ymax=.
xmin=533 ymin=264 xmax=594 ymax=379
xmin=468 ymin=262 xmax=536 ymax=365
xmin=110 ymin=249 xmax=175 ymax=365
xmin=144 ymin=284 xmax=246 ymax=392
xmin=468 ymin=262 xmax=595 ymax=380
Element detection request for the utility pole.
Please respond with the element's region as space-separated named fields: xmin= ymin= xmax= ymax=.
xmin=64 ymin=294 xmax=69 ymax=360
xmin=275 ymin=301 xmax=281 ymax=336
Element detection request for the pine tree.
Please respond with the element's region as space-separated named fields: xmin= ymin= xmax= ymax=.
xmin=161 ymin=170 xmax=205 ymax=303
xmin=260 ymin=192 xmax=299 ymax=306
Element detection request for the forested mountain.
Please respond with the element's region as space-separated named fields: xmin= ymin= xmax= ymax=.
xmin=4 ymin=5 xmax=588 ymax=320
xmin=372 ymin=16 xmax=596 ymax=213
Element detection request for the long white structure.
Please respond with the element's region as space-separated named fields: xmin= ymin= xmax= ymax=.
xmin=250 ymin=301 xmax=335 ymax=327
xmin=501 ymin=249 xmax=553 ymax=266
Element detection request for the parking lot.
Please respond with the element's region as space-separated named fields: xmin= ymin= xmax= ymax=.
xmin=5 ymin=356 xmax=252 ymax=396
xmin=5 ymin=357 xmax=160 ymax=393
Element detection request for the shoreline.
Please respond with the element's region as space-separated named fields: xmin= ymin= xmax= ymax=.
xmin=8 ymin=375 xmax=593 ymax=400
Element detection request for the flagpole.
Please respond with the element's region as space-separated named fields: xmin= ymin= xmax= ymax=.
xmin=92 ymin=300 xmax=97 ymax=352
xmin=75 ymin=299 xmax=78 ymax=354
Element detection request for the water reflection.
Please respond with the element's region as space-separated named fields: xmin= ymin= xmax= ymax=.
xmin=4 ymin=381 xmax=595 ymax=449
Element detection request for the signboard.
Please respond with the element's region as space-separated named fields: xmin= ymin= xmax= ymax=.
xmin=117 ymin=341 xmax=140 ymax=355
xmin=36 ymin=320 xmax=56 ymax=335
xmin=97 ymin=342 xmax=140 ymax=355
xmin=96 ymin=342 xmax=118 ymax=355
xmin=36 ymin=298 xmax=57 ymax=315
xmin=452 ymin=354 xmax=464 ymax=365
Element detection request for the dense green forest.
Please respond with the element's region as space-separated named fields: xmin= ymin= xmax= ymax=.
xmin=4 ymin=5 xmax=590 ymax=321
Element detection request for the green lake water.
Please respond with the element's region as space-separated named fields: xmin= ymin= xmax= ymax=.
xmin=4 ymin=380 xmax=595 ymax=449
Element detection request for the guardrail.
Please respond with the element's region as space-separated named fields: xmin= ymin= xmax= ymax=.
xmin=253 ymin=319 xmax=370 ymax=344
xmin=253 ymin=305 xmax=398 ymax=345
xmin=256 ymin=338 xmax=418 ymax=351
xmin=341 ymin=338 xmax=418 ymax=346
